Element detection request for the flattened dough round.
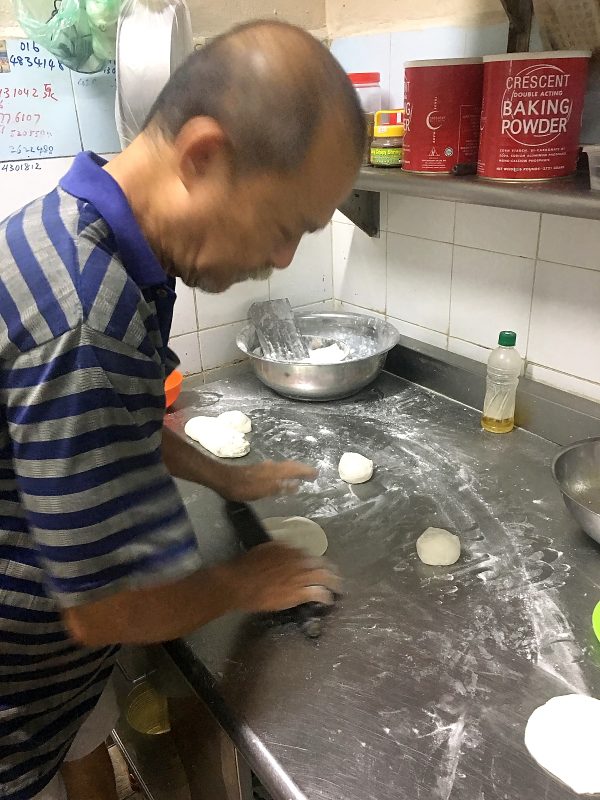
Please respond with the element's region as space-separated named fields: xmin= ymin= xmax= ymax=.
xmin=416 ymin=527 xmax=461 ymax=566
xmin=525 ymin=694 xmax=600 ymax=795
xmin=218 ymin=410 xmax=252 ymax=433
xmin=338 ymin=452 xmax=374 ymax=484
xmin=262 ymin=516 xmax=328 ymax=556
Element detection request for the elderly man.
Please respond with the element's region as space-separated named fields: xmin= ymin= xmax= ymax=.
xmin=0 ymin=18 xmax=363 ymax=800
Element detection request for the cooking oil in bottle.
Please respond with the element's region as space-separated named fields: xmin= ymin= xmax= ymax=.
xmin=481 ymin=331 xmax=522 ymax=434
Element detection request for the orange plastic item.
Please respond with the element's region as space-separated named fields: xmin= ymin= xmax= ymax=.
xmin=165 ymin=369 xmax=183 ymax=409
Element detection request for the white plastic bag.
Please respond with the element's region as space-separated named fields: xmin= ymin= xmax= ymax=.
xmin=115 ymin=0 xmax=192 ymax=148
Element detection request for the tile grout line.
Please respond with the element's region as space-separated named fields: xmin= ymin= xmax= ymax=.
xmin=523 ymin=213 xmax=544 ymax=372
xmin=447 ymin=201 xmax=458 ymax=352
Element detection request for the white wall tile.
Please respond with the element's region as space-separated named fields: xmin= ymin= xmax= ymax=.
xmin=199 ymin=321 xmax=248 ymax=371
xmin=332 ymin=222 xmax=387 ymax=312
xmin=389 ymin=26 xmax=467 ymax=107
xmin=387 ymin=316 xmax=448 ymax=349
xmin=170 ymin=332 xmax=202 ymax=376
xmin=464 ymin=22 xmax=509 ymax=57
xmin=387 ymin=196 xmax=455 ymax=243
xmin=170 ymin=280 xmax=197 ymax=337
xmin=528 ymin=261 xmax=600 ymax=385
xmin=526 ymin=364 xmax=600 ymax=404
xmin=447 ymin=337 xmax=491 ymax=364
xmin=295 ymin=299 xmax=335 ymax=314
xmin=331 ymin=33 xmax=391 ymax=109
xmin=0 ymin=157 xmax=74 ymax=222
xmin=454 ymin=204 xmax=540 ymax=258
xmin=195 ymin=278 xmax=269 ymax=330
xmin=269 ymin=227 xmax=333 ymax=308
xmin=387 ymin=234 xmax=452 ymax=332
xmin=337 ymin=301 xmax=385 ymax=321
xmin=538 ymin=215 xmax=600 ymax=271
xmin=451 ymin=247 xmax=534 ymax=350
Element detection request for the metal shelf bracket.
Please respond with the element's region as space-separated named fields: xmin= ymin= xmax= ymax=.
xmin=337 ymin=189 xmax=380 ymax=237
xmin=501 ymin=0 xmax=533 ymax=52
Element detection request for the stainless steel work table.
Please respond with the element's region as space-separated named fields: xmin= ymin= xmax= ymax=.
xmin=161 ymin=368 xmax=600 ymax=800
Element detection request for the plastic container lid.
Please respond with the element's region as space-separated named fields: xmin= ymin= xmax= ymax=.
xmin=498 ymin=331 xmax=517 ymax=347
xmin=348 ymin=72 xmax=381 ymax=85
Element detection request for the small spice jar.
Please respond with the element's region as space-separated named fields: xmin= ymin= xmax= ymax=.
xmin=370 ymin=109 xmax=404 ymax=168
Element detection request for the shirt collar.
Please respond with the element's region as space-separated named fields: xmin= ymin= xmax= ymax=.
xmin=60 ymin=151 xmax=168 ymax=289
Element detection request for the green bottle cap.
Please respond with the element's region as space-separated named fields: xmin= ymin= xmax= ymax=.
xmin=498 ymin=331 xmax=517 ymax=347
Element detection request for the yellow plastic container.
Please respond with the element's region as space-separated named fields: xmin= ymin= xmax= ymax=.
xmin=126 ymin=682 xmax=170 ymax=735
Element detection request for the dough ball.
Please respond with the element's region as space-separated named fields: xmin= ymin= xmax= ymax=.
xmin=308 ymin=343 xmax=348 ymax=365
xmin=218 ymin=410 xmax=252 ymax=433
xmin=262 ymin=516 xmax=328 ymax=556
xmin=184 ymin=416 xmax=250 ymax=458
xmin=338 ymin=452 xmax=373 ymax=484
xmin=525 ymin=694 xmax=600 ymax=795
xmin=416 ymin=527 xmax=461 ymax=566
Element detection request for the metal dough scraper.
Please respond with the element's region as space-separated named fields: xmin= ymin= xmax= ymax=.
xmin=248 ymin=299 xmax=310 ymax=361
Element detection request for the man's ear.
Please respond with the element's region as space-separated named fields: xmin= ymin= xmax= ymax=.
xmin=174 ymin=117 xmax=230 ymax=187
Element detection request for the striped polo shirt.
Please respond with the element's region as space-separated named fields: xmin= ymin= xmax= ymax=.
xmin=0 ymin=152 xmax=202 ymax=799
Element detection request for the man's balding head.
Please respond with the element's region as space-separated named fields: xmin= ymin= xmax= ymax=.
xmin=145 ymin=20 xmax=365 ymax=173
xmin=107 ymin=20 xmax=361 ymax=294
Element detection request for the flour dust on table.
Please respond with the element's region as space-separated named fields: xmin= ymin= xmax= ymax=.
xmin=262 ymin=516 xmax=328 ymax=556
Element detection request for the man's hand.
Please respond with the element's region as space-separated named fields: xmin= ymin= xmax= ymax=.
xmin=162 ymin=426 xmax=316 ymax=500
xmin=225 ymin=541 xmax=341 ymax=611
xmin=217 ymin=460 xmax=318 ymax=502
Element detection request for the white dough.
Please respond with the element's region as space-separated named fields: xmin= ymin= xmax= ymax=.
xmin=525 ymin=694 xmax=600 ymax=795
xmin=416 ymin=527 xmax=461 ymax=566
xmin=184 ymin=416 xmax=250 ymax=458
xmin=308 ymin=343 xmax=348 ymax=365
xmin=218 ymin=410 xmax=252 ymax=433
xmin=338 ymin=452 xmax=373 ymax=484
xmin=262 ymin=516 xmax=328 ymax=556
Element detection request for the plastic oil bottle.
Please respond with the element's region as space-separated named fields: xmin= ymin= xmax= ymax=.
xmin=481 ymin=331 xmax=522 ymax=434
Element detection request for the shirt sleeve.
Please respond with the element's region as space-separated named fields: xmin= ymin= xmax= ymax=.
xmin=0 ymin=322 xmax=203 ymax=607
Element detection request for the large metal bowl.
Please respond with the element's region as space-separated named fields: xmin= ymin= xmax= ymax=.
xmin=552 ymin=437 xmax=600 ymax=546
xmin=236 ymin=311 xmax=399 ymax=401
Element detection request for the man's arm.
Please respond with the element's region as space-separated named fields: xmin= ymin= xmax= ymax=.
xmin=161 ymin=425 xmax=317 ymax=501
xmin=63 ymin=541 xmax=340 ymax=647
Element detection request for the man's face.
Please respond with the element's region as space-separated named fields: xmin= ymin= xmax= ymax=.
xmin=162 ymin=121 xmax=358 ymax=293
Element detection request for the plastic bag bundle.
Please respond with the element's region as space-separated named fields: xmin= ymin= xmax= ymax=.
xmin=11 ymin=0 xmax=119 ymax=72
xmin=115 ymin=0 xmax=192 ymax=149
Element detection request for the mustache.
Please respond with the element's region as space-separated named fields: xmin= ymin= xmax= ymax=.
xmin=250 ymin=265 xmax=275 ymax=281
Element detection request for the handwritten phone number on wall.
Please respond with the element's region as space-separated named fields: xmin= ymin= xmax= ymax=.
xmin=1 ymin=160 xmax=43 ymax=171
xmin=1 ymin=85 xmax=58 ymax=101
xmin=10 ymin=56 xmax=64 ymax=72
xmin=8 ymin=144 xmax=54 ymax=156
xmin=0 ymin=128 xmax=53 ymax=139
xmin=0 ymin=113 xmax=42 ymax=125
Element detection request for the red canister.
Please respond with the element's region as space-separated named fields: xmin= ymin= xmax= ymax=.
xmin=478 ymin=51 xmax=591 ymax=181
xmin=403 ymin=58 xmax=484 ymax=174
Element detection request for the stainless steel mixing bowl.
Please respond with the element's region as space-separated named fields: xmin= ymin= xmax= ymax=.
xmin=552 ymin=437 xmax=600 ymax=546
xmin=236 ymin=311 xmax=399 ymax=401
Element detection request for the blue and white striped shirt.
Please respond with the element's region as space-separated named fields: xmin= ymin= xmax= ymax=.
xmin=0 ymin=152 xmax=202 ymax=798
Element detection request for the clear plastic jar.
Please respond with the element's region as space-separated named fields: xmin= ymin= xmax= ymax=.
xmin=348 ymin=72 xmax=381 ymax=114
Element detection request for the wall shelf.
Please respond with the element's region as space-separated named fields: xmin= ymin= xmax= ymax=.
xmin=346 ymin=167 xmax=600 ymax=236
